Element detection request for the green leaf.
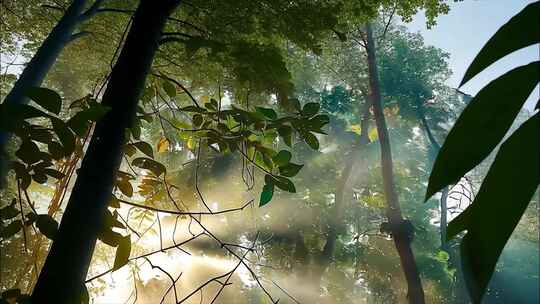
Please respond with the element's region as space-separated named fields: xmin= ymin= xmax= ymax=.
xmin=307 ymin=114 xmax=330 ymax=133
xmin=124 ymin=143 xmax=137 ymax=157
xmin=259 ymin=183 xmax=274 ymax=207
xmin=36 ymin=214 xmax=59 ymax=240
xmin=302 ymin=131 xmax=319 ymax=150
xmin=448 ymin=114 xmax=539 ymax=303
xmin=192 ymin=114 xmax=203 ymax=127
xmin=116 ymin=178 xmax=133 ymax=197
xmin=25 ymin=87 xmax=62 ymax=115
xmin=67 ymin=103 xmax=110 ymax=137
xmin=279 ymin=163 xmax=303 ymax=177
xmin=109 ymin=195 xmax=121 ymax=208
xmin=268 ymin=175 xmax=296 ymax=193
xmin=19 ymin=171 xmax=31 ymax=190
xmin=28 ymin=127 xmax=53 ymax=144
xmin=32 ymin=170 xmax=48 ymax=184
xmin=272 ymin=150 xmax=291 ymax=167
xmin=0 ymin=221 xmax=22 ymax=238
xmin=43 ymin=168 xmax=65 ymax=180
xmin=302 ymin=102 xmax=320 ymax=117
xmin=113 ymin=235 xmax=131 ymax=271
xmin=180 ymin=105 xmax=207 ymax=113
xmin=132 ymin=157 xmax=166 ymax=176
xmin=256 ymin=107 xmax=277 ymax=120
xmin=51 ymin=117 xmax=76 ymax=156
xmin=132 ymin=141 xmax=154 ymax=159
xmin=0 ymin=104 xmax=50 ymax=132
xmin=162 ymin=80 xmax=176 ymax=98
xmin=0 ymin=199 xmax=19 ymax=220
xmin=15 ymin=140 xmax=41 ymax=165
xmin=277 ymin=126 xmax=293 ymax=147
xmin=425 ymin=62 xmax=540 ymax=201
xmin=48 ymin=141 xmax=65 ymax=160
xmin=460 ymin=2 xmax=540 ymax=86
xmin=98 ymin=227 xmax=123 ymax=247
xmin=67 ymin=114 xmax=90 ymax=137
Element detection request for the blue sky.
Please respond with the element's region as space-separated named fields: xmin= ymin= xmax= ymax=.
xmin=404 ymin=0 xmax=539 ymax=110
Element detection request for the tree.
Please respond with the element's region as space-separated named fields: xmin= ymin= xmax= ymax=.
xmin=365 ymin=23 xmax=425 ymax=303
xmin=31 ymin=1 xmax=181 ymax=302
xmin=0 ymin=0 xmax=110 ymax=187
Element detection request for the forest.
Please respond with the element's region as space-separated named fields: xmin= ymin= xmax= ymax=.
xmin=0 ymin=0 xmax=538 ymax=303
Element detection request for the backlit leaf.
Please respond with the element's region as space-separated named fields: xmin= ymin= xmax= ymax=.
xmin=256 ymin=107 xmax=277 ymax=120
xmin=113 ymin=235 xmax=131 ymax=271
xmin=302 ymin=131 xmax=319 ymax=150
xmin=426 ymin=61 xmax=539 ymax=200
xmin=157 ymin=137 xmax=170 ymax=153
xmin=259 ymin=183 xmax=274 ymax=207
xmin=279 ymin=163 xmax=303 ymax=177
xmin=132 ymin=157 xmax=166 ymax=176
xmin=132 ymin=141 xmax=154 ymax=159
xmin=460 ymin=2 xmax=540 ymax=86
xmin=272 ymin=150 xmax=291 ymax=167
xmin=448 ymin=114 xmax=539 ymax=302
xmin=162 ymin=80 xmax=176 ymax=98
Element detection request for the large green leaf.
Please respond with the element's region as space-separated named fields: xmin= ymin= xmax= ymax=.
xmin=447 ymin=114 xmax=539 ymax=303
xmin=460 ymin=2 xmax=540 ymax=86
xmin=25 ymin=87 xmax=62 ymax=115
xmin=426 ymin=61 xmax=539 ymax=200
xmin=113 ymin=235 xmax=131 ymax=271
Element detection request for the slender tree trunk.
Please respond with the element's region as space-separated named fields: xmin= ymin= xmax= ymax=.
xmin=416 ymin=104 xmax=468 ymax=301
xmin=31 ymin=1 xmax=180 ymax=302
xmin=314 ymin=98 xmax=372 ymax=285
xmin=0 ymin=0 xmax=91 ymax=188
xmin=365 ymin=23 xmax=425 ymax=304
xmin=415 ymin=103 xmax=450 ymax=251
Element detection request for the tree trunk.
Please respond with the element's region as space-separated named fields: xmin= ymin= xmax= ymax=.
xmin=0 ymin=0 xmax=90 ymax=187
xmin=365 ymin=23 xmax=425 ymax=304
xmin=314 ymin=97 xmax=372 ymax=285
xmin=31 ymin=1 xmax=180 ymax=302
xmin=415 ymin=102 xmax=450 ymax=251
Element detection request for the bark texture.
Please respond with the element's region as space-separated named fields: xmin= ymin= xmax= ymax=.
xmin=365 ymin=23 xmax=425 ymax=304
xmin=0 ymin=0 xmax=89 ymax=188
xmin=31 ymin=1 xmax=180 ymax=302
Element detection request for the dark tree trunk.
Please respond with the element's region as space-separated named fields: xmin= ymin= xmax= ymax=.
xmin=31 ymin=1 xmax=180 ymax=302
xmin=365 ymin=23 xmax=425 ymax=304
xmin=0 ymin=0 xmax=90 ymax=187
